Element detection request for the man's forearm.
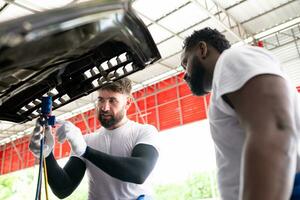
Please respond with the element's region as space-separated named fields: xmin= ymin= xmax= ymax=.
xmin=83 ymin=144 xmax=158 ymax=184
xmin=240 ymin=130 xmax=297 ymax=200
xmin=46 ymin=152 xmax=86 ymax=198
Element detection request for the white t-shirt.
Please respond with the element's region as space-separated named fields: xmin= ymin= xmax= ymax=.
xmin=79 ymin=120 xmax=159 ymax=200
xmin=209 ymin=45 xmax=300 ymax=200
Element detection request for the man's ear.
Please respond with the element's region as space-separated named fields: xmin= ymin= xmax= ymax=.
xmin=197 ymin=41 xmax=208 ymax=59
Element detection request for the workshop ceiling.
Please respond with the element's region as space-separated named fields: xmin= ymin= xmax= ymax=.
xmin=1 ymin=0 xmax=300 ymax=144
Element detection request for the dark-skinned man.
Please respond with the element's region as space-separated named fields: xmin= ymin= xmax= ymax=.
xmin=181 ymin=27 xmax=300 ymax=200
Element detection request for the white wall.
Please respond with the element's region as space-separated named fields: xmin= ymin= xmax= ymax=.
xmin=151 ymin=120 xmax=216 ymax=185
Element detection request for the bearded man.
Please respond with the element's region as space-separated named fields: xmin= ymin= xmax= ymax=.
xmin=29 ymin=78 xmax=159 ymax=200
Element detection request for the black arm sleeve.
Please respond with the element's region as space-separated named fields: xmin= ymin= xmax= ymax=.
xmin=46 ymin=152 xmax=86 ymax=199
xmin=83 ymin=143 xmax=159 ymax=184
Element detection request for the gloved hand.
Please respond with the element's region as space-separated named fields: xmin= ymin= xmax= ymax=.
xmin=29 ymin=120 xmax=54 ymax=158
xmin=56 ymin=120 xmax=87 ymax=156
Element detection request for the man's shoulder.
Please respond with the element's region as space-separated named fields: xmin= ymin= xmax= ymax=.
xmin=129 ymin=120 xmax=158 ymax=133
xmin=137 ymin=122 xmax=157 ymax=130
xmin=220 ymin=45 xmax=247 ymax=59
xmin=222 ymin=45 xmax=272 ymax=59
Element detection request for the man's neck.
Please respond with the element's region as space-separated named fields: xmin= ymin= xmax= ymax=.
xmin=107 ymin=117 xmax=129 ymax=130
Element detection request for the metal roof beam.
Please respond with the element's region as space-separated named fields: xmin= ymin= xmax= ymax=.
xmin=135 ymin=10 xmax=184 ymax=41
xmin=240 ymin=0 xmax=297 ymax=26
xmin=3 ymin=0 xmax=40 ymax=13
xmin=192 ymin=0 xmax=251 ymax=42
xmin=257 ymin=23 xmax=300 ymax=52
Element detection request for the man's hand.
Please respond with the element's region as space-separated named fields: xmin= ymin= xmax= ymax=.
xmin=56 ymin=120 xmax=87 ymax=156
xmin=29 ymin=120 xmax=54 ymax=158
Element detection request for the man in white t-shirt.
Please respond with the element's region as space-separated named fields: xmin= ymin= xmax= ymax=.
xmin=181 ymin=27 xmax=300 ymax=200
xmin=29 ymin=78 xmax=159 ymax=200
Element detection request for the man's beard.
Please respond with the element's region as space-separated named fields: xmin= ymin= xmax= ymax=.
xmin=98 ymin=107 xmax=125 ymax=129
xmin=184 ymin=57 xmax=209 ymax=96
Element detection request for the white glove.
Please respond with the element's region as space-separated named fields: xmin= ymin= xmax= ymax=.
xmin=29 ymin=120 xmax=54 ymax=158
xmin=56 ymin=120 xmax=87 ymax=156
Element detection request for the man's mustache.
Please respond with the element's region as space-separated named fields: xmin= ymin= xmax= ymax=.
xmin=99 ymin=111 xmax=113 ymax=116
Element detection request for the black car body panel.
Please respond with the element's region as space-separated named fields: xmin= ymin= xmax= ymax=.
xmin=0 ymin=0 xmax=161 ymax=123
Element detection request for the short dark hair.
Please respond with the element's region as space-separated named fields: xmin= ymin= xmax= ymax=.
xmin=183 ymin=27 xmax=231 ymax=53
xmin=100 ymin=77 xmax=132 ymax=95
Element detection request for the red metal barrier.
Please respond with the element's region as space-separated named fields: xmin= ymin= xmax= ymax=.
xmin=0 ymin=72 xmax=211 ymax=175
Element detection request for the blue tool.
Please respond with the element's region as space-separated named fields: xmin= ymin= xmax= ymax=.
xmin=137 ymin=195 xmax=146 ymax=200
xmin=137 ymin=194 xmax=152 ymax=199
xmin=291 ymin=173 xmax=300 ymax=200
xmin=40 ymin=96 xmax=56 ymax=126
xmin=34 ymin=95 xmax=55 ymax=200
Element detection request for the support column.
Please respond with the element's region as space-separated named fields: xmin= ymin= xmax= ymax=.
xmin=1 ymin=144 xmax=6 ymax=175
xmin=154 ymin=84 xmax=161 ymax=131
xmin=175 ymin=75 xmax=183 ymax=125
xmin=80 ymin=113 xmax=92 ymax=134
xmin=132 ymin=97 xmax=146 ymax=124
